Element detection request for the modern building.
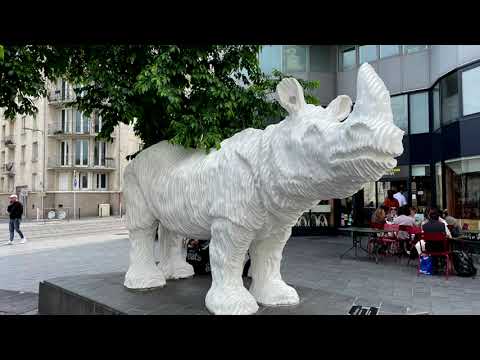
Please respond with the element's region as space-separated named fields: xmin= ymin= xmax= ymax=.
xmin=0 ymin=79 xmax=142 ymax=219
xmin=259 ymin=45 xmax=480 ymax=229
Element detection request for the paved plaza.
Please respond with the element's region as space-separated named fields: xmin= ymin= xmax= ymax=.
xmin=1 ymin=219 xmax=480 ymax=314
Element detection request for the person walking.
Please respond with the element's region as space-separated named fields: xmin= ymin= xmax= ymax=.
xmin=7 ymin=194 xmax=26 ymax=245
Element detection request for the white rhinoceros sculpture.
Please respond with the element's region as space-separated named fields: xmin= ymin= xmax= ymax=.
xmin=123 ymin=63 xmax=404 ymax=315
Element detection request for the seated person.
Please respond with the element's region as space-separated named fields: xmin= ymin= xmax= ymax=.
xmin=419 ymin=207 xmax=451 ymax=253
xmin=371 ymin=207 xmax=386 ymax=228
xmin=393 ymin=205 xmax=416 ymax=240
xmin=443 ymin=210 xmax=461 ymax=237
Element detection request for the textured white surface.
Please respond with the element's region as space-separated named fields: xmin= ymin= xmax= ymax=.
xmin=123 ymin=63 xmax=404 ymax=314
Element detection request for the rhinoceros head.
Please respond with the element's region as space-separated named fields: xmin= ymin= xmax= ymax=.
xmin=275 ymin=63 xmax=404 ymax=200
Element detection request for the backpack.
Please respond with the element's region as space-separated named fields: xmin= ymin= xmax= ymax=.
xmin=452 ymin=250 xmax=477 ymax=277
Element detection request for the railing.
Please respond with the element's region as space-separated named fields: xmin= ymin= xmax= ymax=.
xmin=48 ymin=121 xmax=92 ymax=136
xmin=2 ymin=162 xmax=14 ymax=175
xmin=47 ymin=157 xmax=116 ymax=169
xmin=3 ymin=135 xmax=15 ymax=147
xmin=48 ymin=89 xmax=76 ymax=103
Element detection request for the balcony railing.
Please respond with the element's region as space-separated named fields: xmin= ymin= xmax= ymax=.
xmin=47 ymin=157 xmax=116 ymax=170
xmin=2 ymin=162 xmax=15 ymax=176
xmin=48 ymin=121 xmax=92 ymax=136
xmin=3 ymin=135 xmax=15 ymax=147
xmin=48 ymin=89 xmax=76 ymax=104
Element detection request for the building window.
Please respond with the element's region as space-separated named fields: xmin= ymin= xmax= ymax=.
xmin=359 ymin=45 xmax=377 ymax=64
xmin=462 ymin=65 xmax=480 ymax=116
xmin=75 ymin=110 xmax=90 ymax=134
xmin=80 ymin=172 xmax=89 ymax=190
xmin=95 ymin=173 xmax=107 ymax=190
xmin=259 ymin=45 xmax=282 ymax=75
xmin=283 ymin=45 xmax=307 ymax=73
xmin=32 ymin=173 xmax=37 ymax=191
xmin=433 ymin=83 xmax=441 ymax=131
xmin=310 ymin=46 xmax=334 ymax=72
xmin=440 ymin=71 xmax=459 ymax=126
xmin=379 ymin=45 xmax=400 ymax=59
xmin=341 ymin=47 xmax=356 ymax=71
xmin=60 ymin=141 xmax=69 ymax=166
xmin=32 ymin=142 xmax=38 ymax=162
xmin=61 ymin=109 xmax=71 ymax=133
xmin=32 ymin=113 xmax=38 ymax=130
xmin=94 ymin=115 xmax=103 ymax=133
xmin=445 ymin=156 xmax=480 ymax=221
xmin=75 ymin=140 xmax=89 ymax=166
xmin=0 ymin=178 xmax=4 ymax=192
xmin=21 ymin=145 xmax=26 ymax=164
xmin=1 ymin=151 xmax=5 ymax=165
xmin=21 ymin=117 xmax=26 ymax=134
xmin=403 ymin=45 xmax=428 ymax=54
xmin=390 ymin=95 xmax=408 ymax=132
xmin=409 ymin=92 xmax=429 ymax=134
xmin=94 ymin=141 xmax=106 ymax=166
xmin=1 ymin=125 xmax=5 ymax=138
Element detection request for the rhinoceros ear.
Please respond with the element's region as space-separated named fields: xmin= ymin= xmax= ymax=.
xmin=326 ymin=95 xmax=353 ymax=122
xmin=276 ymin=77 xmax=307 ymax=115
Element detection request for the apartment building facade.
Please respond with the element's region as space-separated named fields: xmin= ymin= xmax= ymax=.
xmin=0 ymin=79 xmax=142 ymax=219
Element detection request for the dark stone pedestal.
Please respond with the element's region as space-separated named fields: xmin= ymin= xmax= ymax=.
xmin=38 ymin=272 xmax=366 ymax=315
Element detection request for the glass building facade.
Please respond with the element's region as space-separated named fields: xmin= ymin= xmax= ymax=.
xmin=258 ymin=45 xmax=480 ymax=230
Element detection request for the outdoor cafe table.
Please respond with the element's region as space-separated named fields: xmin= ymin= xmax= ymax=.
xmin=337 ymin=227 xmax=386 ymax=258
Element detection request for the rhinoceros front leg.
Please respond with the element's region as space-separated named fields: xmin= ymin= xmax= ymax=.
xmin=157 ymin=228 xmax=194 ymax=280
xmin=205 ymin=219 xmax=259 ymax=315
xmin=248 ymin=227 xmax=299 ymax=306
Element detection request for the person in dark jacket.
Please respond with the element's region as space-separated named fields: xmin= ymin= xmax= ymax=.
xmin=7 ymin=194 xmax=26 ymax=245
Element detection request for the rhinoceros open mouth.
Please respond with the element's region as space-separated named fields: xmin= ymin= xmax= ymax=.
xmin=331 ymin=148 xmax=397 ymax=169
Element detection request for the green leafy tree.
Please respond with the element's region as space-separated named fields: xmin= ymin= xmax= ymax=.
xmin=0 ymin=45 xmax=320 ymax=157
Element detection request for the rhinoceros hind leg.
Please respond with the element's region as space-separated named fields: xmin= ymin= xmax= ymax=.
xmin=205 ymin=219 xmax=258 ymax=315
xmin=158 ymin=228 xmax=194 ymax=280
xmin=248 ymin=228 xmax=299 ymax=306
xmin=123 ymin=169 xmax=166 ymax=290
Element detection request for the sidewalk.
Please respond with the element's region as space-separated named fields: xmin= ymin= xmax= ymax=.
xmin=0 ymin=215 xmax=125 ymax=225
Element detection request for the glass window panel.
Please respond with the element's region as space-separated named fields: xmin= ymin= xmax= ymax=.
xmin=75 ymin=110 xmax=82 ymax=132
xmin=310 ymin=46 xmax=333 ymax=72
xmin=101 ymin=142 xmax=106 ymax=165
xmin=410 ymin=92 xmax=429 ymax=134
xmin=445 ymin=156 xmax=480 ymax=220
xmin=462 ymin=66 xmax=480 ymax=116
xmin=433 ymin=84 xmax=440 ymax=131
xmin=75 ymin=140 xmax=81 ymax=165
xmin=101 ymin=174 xmax=106 ymax=188
xmin=380 ymin=45 xmax=399 ymax=58
xmin=359 ymin=45 xmax=377 ymax=64
xmin=342 ymin=47 xmax=356 ymax=71
xmin=82 ymin=140 xmax=88 ymax=165
xmin=283 ymin=45 xmax=307 ymax=73
xmin=404 ymin=45 xmax=427 ymax=54
xmin=390 ymin=95 xmax=408 ymax=131
xmin=94 ymin=142 xmax=99 ymax=165
xmin=440 ymin=72 xmax=459 ymax=126
xmin=259 ymin=45 xmax=282 ymax=75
